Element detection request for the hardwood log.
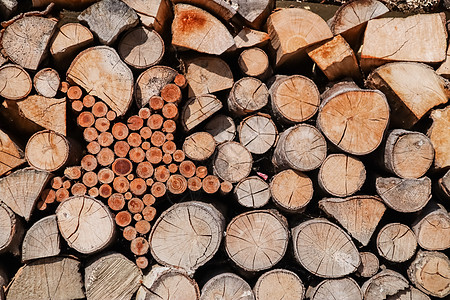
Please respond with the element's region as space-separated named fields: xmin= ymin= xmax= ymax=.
xmin=50 ymin=22 xmax=94 ymax=63
xmin=0 ymin=129 xmax=25 ymax=177
xmin=383 ymin=130 xmax=434 ymax=179
xmin=5 ymin=256 xmax=84 ymax=300
xmin=149 ymin=201 xmax=224 ymax=275
xmin=270 ymin=169 xmax=313 ymax=213
xmin=118 ymin=26 xmax=164 ymax=69
xmin=0 ymin=168 xmax=51 ymax=220
xmin=1 ymin=95 xmax=66 ymax=135
xmin=172 ymin=4 xmax=235 ymax=55
xmin=200 ymin=273 xmax=254 ymax=300
xmin=366 ymin=62 xmax=448 ymax=129
xmin=266 ymin=8 xmax=332 ymax=68
xmin=357 ymin=252 xmax=379 ymax=278
xmin=225 ymin=210 xmax=288 ymax=272
xmin=67 ymin=46 xmax=134 ymax=116
xmin=438 ymin=170 xmax=450 ymax=201
xmin=412 ymin=204 xmax=450 ymax=251
xmin=56 ymin=195 xmax=115 ymax=254
xmin=136 ymin=266 xmax=200 ymax=300
xmin=376 ymin=177 xmax=431 ymax=213
xmin=318 ymin=154 xmax=366 ymax=197
xmin=184 ymin=56 xmax=233 ymax=97
xmin=317 ymin=83 xmax=389 ymax=155
xmin=319 ymin=196 xmax=386 ymax=246
xmin=181 ymin=94 xmax=223 ymax=131
xmin=269 ymin=75 xmax=320 ymax=123
xmin=234 ymin=176 xmax=270 ymax=208
xmin=328 ymin=0 xmax=388 ymax=49
xmin=272 ymin=124 xmax=326 ymax=171
xmin=2 ymin=16 xmax=57 ymax=70
xmin=0 ymin=64 xmax=32 ymax=100
xmin=428 ymin=106 xmax=450 ymax=169
xmin=204 ymin=114 xmax=236 ymax=144
xmin=33 ymin=68 xmax=60 ymax=98
xmin=183 ymin=132 xmax=215 ymax=161
xmin=122 ymin=0 xmax=172 ymax=33
xmin=78 ymin=0 xmax=138 ymax=45
xmin=85 ymin=252 xmax=142 ymax=300
xmin=21 ymin=215 xmax=60 ymax=261
xmin=228 ymin=77 xmax=269 ymax=116
xmin=361 ymin=14 xmax=447 ymax=71
xmin=306 ymin=35 xmax=361 ymax=81
xmin=254 ymin=269 xmax=304 ymax=300
xmin=0 ymin=202 xmax=23 ymax=255
xmin=377 ymin=223 xmax=417 ymax=263
xmin=238 ymin=48 xmax=272 ymax=80
xmin=233 ymin=27 xmax=270 ymax=49
xmin=407 ymin=251 xmax=450 ymax=298
xmin=361 ymin=269 xmax=409 ymax=300
xmin=292 ymin=219 xmax=360 ymax=278
xmin=213 ymin=141 xmax=252 ymax=183
xmin=306 ymin=278 xmax=362 ymax=300
xmin=26 ymin=130 xmax=79 ymax=172
xmin=134 ymin=65 xmax=177 ymax=108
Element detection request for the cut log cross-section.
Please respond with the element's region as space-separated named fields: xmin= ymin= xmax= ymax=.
xmin=227 ymin=77 xmax=269 ymax=116
xmin=67 ymin=46 xmax=134 ymax=116
xmin=254 ymin=269 xmax=305 ymax=300
xmin=357 ymin=252 xmax=379 ymax=278
xmin=50 ymin=22 xmax=94 ymax=63
xmin=428 ymin=106 xmax=450 ymax=169
xmin=0 ymin=129 xmax=25 ymax=177
xmin=0 ymin=64 xmax=32 ymax=100
xmin=33 ymin=68 xmax=60 ymax=98
xmin=200 ymin=273 xmax=254 ymax=300
xmin=135 ymin=65 xmax=178 ymax=108
xmin=0 ymin=168 xmax=51 ymax=221
xmin=239 ymin=114 xmax=277 ymax=154
xmin=412 ymin=204 xmax=450 ymax=251
xmin=238 ymin=47 xmax=272 ymax=80
xmin=181 ymin=94 xmax=223 ymax=131
xmin=122 ymin=0 xmax=172 ymax=33
xmin=21 ymin=215 xmax=60 ymax=261
xmin=292 ymin=219 xmax=361 ymax=278
xmin=204 ymin=114 xmax=236 ymax=144
xmin=234 ymin=176 xmax=271 ymax=208
xmin=306 ymin=278 xmax=362 ymax=300
xmin=225 ymin=210 xmax=289 ymax=272
xmin=319 ymin=196 xmax=386 ymax=246
xmin=2 ymin=16 xmax=57 ymax=70
xmin=266 ymin=8 xmax=333 ymax=67
xmin=149 ymin=201 xmax=224 ymax=275
xmin=172 ymin=4 xmax=235 ymax=55
xmin=56 ymin=195 xmax=116 ymax=254
xmin=377 ymin=223 xmax=417 ymax=263
xmin=317 ymin=83 xmax=390 ymax=155
xmin=361 ymin=270 xmax=410 ymax=300
xmin=213 ymin=141 xmax=253 ymax=183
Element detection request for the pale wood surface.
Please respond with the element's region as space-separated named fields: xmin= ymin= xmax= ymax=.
xmin=428 ymin=106 xmax=450 ymax=169
xmin=85 ymin=252 xmax=142 ymax=300
xmin=234 ymin=28 xmax=270 ymax=49
xmin=135 ymin=65 xmax=177 ymax=108
xmin=292 ymin=219 xmax=360 ymax=278
xmin=228 ymin=77 xmax=269 ymax=116
xmin=21 ymin=215 xmax=60 ymax=261
xmin=6 ymin=256 xmax=84 ymax=300
xmin=225 ymin=210 xmax=289 ymax=272
xmin=270 ymin=169 xmax=313 ymax=212
xmin=0 ymin=202 xmax=23 ymax=255
xmin=239 ymin=115 xmax=277 ymax=154
xmin=67 ymin=46 xmax=134 ymax=116
xmin=172 ymin=4 xmax=235 ymax=55
xmin=361 ymin=270 xmax=409 ymax=300
xmin=172 ymin=0 xmax=236 ymax=22
xmin=33 ymin=68 xmax=60 ymax=98
xmin=0 ymin=129 xmax=25 ymax=177
xmin=319 ymin=196 xmax=386 ymax=246
xmin=234 ymin=176 xmax=270 ymax=208
xmin=181 ymin=94 xmax=223 ymax=131
xmin=56 ymin=195 xmax=115 ymax=254
xmin=376 ymin=177 xmax=431 ymax=213
xmin=238 ymin=48 xmax=271 ymax=80
xmin=318 ymin=154 xmax=366 ymax=197
xmin=0 ymin=168 xmax=51 ymax=220
xmin=78 ymin=0 xmax=139 ymax=45
xmin=386 ymin=287 xmax=431 ymax=300
xmin=183 ymin=132 xmax=215 ymax=161
xmin=254 ymin=269 xmax=305 ymax=300
xmin=0 ymin=64 xmax=32 ymax=100
xmin=122 ymin=0 xmax=172 ymax=33
xmin=377 ymin=223 xmax=417 ymax=262
xmin=407 ymin=250 xmax=450 ymax=298
xmin=266 ymin=8 xmax=332 ymax=67
xmin=412 ymin=204 xmax=450 ymax=251
xmin=200 ymin=273 xmax=254 ymax=300
xmin=149 ymin=201 xmax=224 ymax=275
xmin=357 ymin=252 xmax=379 ymax=278
xmin=204 ymin=114 xmax=236 ymax=144
xmin=307 ymin=278 xmax=362 ymax=300
xmin=213 ymin=141 xmax=252 ymax=183
xmin=50 ymin=22 xmax=94 ymax=62
xmin=2 ymin=16 xmax=57 ymax=70
xmin=185 ymin=56 xmax=233 ymax=97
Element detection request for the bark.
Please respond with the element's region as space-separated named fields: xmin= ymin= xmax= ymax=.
xmin=0 ymin=202 xmax=24 ymax=256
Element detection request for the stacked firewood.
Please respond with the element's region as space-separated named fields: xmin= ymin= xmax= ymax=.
xmin=0 ymin=0 xmax=449 ymax=299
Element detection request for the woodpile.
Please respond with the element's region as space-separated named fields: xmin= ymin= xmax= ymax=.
xmin=0 ymin=0 xmax=449 ymax=299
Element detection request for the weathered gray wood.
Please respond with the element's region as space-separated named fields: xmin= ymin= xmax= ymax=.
xmin=0 ymin=202 xmax=24 ymax=256
xmin=33 ymin=68 xmax=60 ymax=98
xmin=122 ymin=0 xmax=172 ymax=33
xmin=228 ymin=77 xmax=269 ymax=116
xmin=213 ymin=141 xmax=252 ymax=183
xmin=361 ymin=270 xmax=410 ymax=300
xmin=239 ymin=114 xmax=277 ymax=154
xmin=234 ymin=176 xmax=270 ymax=208
xmin=357 ymin=252 xmax=379 ymax=278
xmin=0 ymin=64 xmax=32 ymax=100
xmin=0 ymin=0 xmax=17 ymax=18
xmin=78 ymin=0 xmax=139 ymax=45
xmin=254 ymin=269 xmax=305 ymax=300
xmin=181 ymin=94 xmax=223 ymax=131
xmin=135 ymin=65 xmax=177 ymax=108
xmin=306 ymin=278 xmax=362 ymax=300
xmin=21 ymin=215 xmax=60 ymax=262
xmin=377 ymin=223 xmax=417 ymax=263
xmin=204 ymin=114 xmax=236 ymax=144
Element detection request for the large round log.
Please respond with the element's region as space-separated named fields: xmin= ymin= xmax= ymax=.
xmin=56 ymin=195 xmax=116 ymax=254
xmin=254 ymin=269 xmax=305 ymax=300
xmin=412 ymin=204 xmax=450 ymax=251
xmin=149 ymin=201 xmax=225 ymax=275
xmin=292 ymin=219 xmax=360 ymax=278
xmin=21 ymin=215 xmax=60 ymax=261
xmin=225 ymin=210 xmax=289 ymax=272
